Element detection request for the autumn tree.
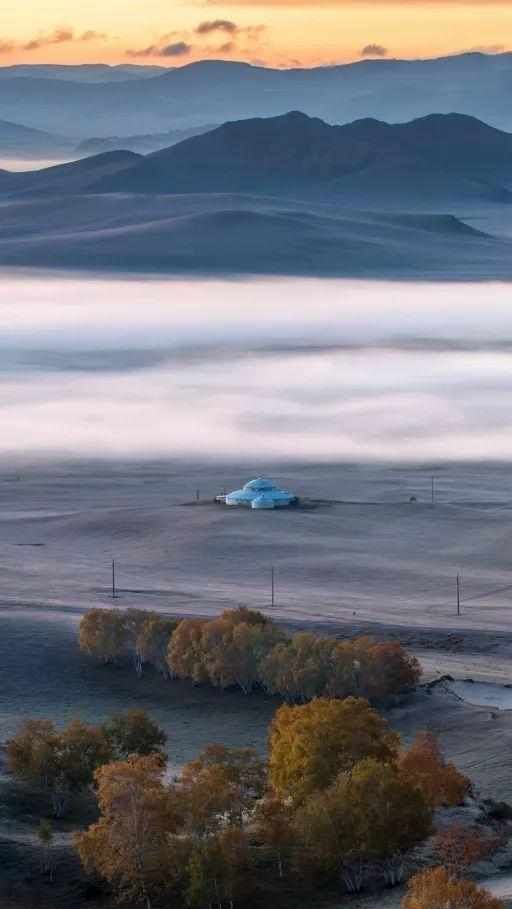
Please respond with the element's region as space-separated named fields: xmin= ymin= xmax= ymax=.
xmin=103 ymin=710 xmax=167 ymax=760
xmin=402 ymin=866 xmax=504 ymax=909
xmin=400 ymin=732 xmax=471 ymax=808
xmin=354 ymin=639 xmax=421 ymax=703
xmin=7 ymin=718 xmax=113 ymax=816
xmin=269 ymin=697 xmax=399 ymax=803
xmin=180 ymin=745 xmax=266 ymax=833
xmin=123 ymin=609 xmax=152 ymax=675
xmin=295 ymin=758 xmax=432 ymax=892
xmin=433 ymin=823 xmax=501 ymax=878
xmin=76 ymin=754 xmax=183 ymax=909
xmin=260 ymin=633 xmax=337 ymax=702
xmin=254 ymin=795 xmax=295 ymax=879
xmin=220 ymin=607 xmax=269 ymax=627
xmin=185 ymin=827 xmax=251 ymax=909
xmin=136 ymin=615 xmax=178 ymax=677
xmin=260 ymin=633 xmax=420 ymax=704
xmin=79 ymin=609 xmax=127 ymax=664
xmin=167 ymin=619 xmax=209 ymax=684
xmin=201 ymin=617 xmax=283 ymax=694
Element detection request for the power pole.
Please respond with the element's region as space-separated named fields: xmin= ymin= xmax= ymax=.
xmin=271 ymin=565 xmax=275 ymax=608
xmin=112 ymin=559 xmax=117 ymax=599
xmin=456 ymin=573 xmax=461 ymax=617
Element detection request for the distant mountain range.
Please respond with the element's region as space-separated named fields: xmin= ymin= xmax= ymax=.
xmin=75 ymin=124 xmax=216 ymax=157
xmin=0 ymin=53 xmax=510 ymax=138
xmin=0 ymin=109 xmax=510 ymax=278
xmin=0 ymin=64 xmax=167 ymax=83
xmin=2 ymin=111 xmax=511 ymax=208
xmin=0 ymin=119 xmax=73 ymax=159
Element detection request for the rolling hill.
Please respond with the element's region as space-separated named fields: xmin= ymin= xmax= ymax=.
xmin=0 ymin=192 xmax=507 ymax=278
xmin=6 ymin=111 xmax=510 ymax=208
xmin=0 ymin=149 xmax=141 ymax=194
xmin=0 ymin=53 xmax=510 ymax=138
xmin=0 ymin=110 xmax=509 ymax=278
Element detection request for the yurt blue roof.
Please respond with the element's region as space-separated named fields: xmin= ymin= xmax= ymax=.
xmin=244 ymin=478 xmax=275 ymax=492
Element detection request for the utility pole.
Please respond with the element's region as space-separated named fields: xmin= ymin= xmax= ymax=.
xmin=196 ymin=489 xmax=200 ymax=503
xmin=112 ymin=559 xmax=117 ymax=599
xmin=431 ymin=476 xmax=435 ymax=506
xmin=456 ymin=573 xmax=461 ymax=617
xmin=271 ymin=565 xmax=275 ymax=608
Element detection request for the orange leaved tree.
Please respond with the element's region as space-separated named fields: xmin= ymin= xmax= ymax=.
xmin=402 ymin=866 xmax=503 ymax=909
xmin=400 ymin=731 xmax=471 ymax=808
xmin=75 ymin=754 xmax=183 ymax=909
xmin=433 ymin=822 xmax=501 ymax=877
xmin=295 ymin=758 xmax=432 ymax=893
xmin=269 ymin=696 xmax=399 ymax=803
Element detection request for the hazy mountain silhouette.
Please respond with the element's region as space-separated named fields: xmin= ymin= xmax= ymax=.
xmin=0 ymin=53 xmax=510 ymax=137
xmin=0 ymin=64 xmax=167 ymax=83
xmin=0 ymin=119 xmax=72 ymax=159
xmin=0 ymin=149 xmax=141 ymax=194
xmin=77 ymin=112 xmax=512 ymax=206
xmin=75 ymin=124 xmax=216 ymax=157
xmin=0 ymin=110 xmax=510 ymax=278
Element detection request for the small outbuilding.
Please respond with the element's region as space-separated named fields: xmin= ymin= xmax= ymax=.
xmin=217 ymin=478 xmax=298 ymax=510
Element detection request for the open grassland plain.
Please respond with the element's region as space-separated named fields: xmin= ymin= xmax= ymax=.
xmin=2 ymin=460 xmax=512 ymax=908
xmin=3 ymin=460 xmax=512 ymax=633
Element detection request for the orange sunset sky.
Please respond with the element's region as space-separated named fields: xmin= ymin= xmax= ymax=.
xmin=0 ymin=1 xmax=511 ymax=68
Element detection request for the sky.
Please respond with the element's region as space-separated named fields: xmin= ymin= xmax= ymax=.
xmin=0 ymin=0 xmax=511 ymax=68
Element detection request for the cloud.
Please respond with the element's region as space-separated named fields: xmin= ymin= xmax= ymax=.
xmin=80 ymin=30 xmax=107 ymax=42
xmin=21 ymin=28 xmax=106 ymax=51
xmin=127 ymin=41 xmax=192 ymax=58
xmin=361 ymin=43 xmax=388 ymax=57
xmin=196 ymin=19 xmax=238 ymax=35
xmin=126 ymin=19 xmax=265 ymax=61
xmin=160 ymin=41 xmax=193 ymax=57
xmin=23 ymin=28 xmax=73 ymax=50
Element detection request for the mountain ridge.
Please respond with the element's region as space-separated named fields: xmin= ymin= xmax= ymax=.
xmin=0 ymin=52 xmax=510 ymax=137
xmin=87 ymin=111 xmax=512 ymax=206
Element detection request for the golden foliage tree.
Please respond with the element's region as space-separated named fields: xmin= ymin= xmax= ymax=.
xmin=295 ymin=758 xmax=432 ymax=892
xmin=79 ymin=609 xmax=127 ymax=664
xmin=260 ymin=633 xmax=337 ymax=702
xmin=402 ymin=866 xmax=504 ymax=909
xmin=76 ymin=754 xmax=183 ymax=909
xmin=136 ymin=615 xmax=178 ymax=677
xmin=268 ymin=697 xmax=399 ymax=803
xmin=201 ymin=618 xmax=284 ymax=694
xmin=167 ymin=619 xmax=209 ymax=684
xmin=400 ymin=731 xmax=471 ymax=808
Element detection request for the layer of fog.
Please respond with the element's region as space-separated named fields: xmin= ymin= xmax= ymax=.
xmin=0 ymin=157 xmax=76 ymax=172
xmin=3 ymin=272 xmax=512 ymax=461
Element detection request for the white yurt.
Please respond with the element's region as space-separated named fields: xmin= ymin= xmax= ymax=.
xmin=223 ymin=478 xmax=298 ymax=509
